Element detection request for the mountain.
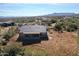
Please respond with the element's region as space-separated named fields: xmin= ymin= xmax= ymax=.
xmin=44 ymin=13 xmax=79 ymax=17
xmin=0 ymin=13 xmax=79 ymax=18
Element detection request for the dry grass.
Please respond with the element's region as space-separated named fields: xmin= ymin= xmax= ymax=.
xmin=24 ymin=46 xmax=48 ymax=56
xmin=7 ymin=29 xmax=79 ymax=56
xmin=23 ymin=30 xmax=79 ymax=56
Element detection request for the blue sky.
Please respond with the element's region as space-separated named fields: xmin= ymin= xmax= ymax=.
xmin=0 ymin=3 xmax=79 ymax=17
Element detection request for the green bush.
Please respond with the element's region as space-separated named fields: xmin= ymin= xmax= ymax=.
xmin=3 ymin=27 xmax=17 ymax=41
xmin=51 ymin=19 xmax=57 ymax=23
xmin=0 ymin=37 xmax=7 ymax=45
xmin=54 ymin=22 xmax=64 ymax=32
xmin=66 ymin=23 xmax=78 ymax=32
xmin=0 ymin=43 xmax=25 ymax=56
xmin=53 ymin=18 xmax=79 ymax=32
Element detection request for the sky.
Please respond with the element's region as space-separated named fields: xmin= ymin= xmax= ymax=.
xmin=0 ymin=3 xmax=79 ymax=17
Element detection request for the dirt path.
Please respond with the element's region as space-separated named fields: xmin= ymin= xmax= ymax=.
xmin=7 ymin=34 xmax=19 ymax=45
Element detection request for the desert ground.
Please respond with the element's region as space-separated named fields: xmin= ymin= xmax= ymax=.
xmin=7 ymin=30 xmax=79 ymax=56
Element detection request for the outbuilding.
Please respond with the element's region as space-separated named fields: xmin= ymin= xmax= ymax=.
xmin=17 ymin=25 xmax=48 ymax=45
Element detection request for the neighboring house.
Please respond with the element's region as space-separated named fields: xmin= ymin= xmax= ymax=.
xmin=0 ymin=21 xmax=15 ymax=27
xmin=17 ymin=25 xmax=48 ymax=45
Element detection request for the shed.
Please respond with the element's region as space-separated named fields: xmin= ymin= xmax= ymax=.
xmin=17 ymin=25 xmax=48 ymax=45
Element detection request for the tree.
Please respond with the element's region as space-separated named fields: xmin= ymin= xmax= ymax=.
xmin=54 ymin=22 xmax=64 ymax=32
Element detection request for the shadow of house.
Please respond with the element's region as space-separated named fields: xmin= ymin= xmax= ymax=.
xmin=17 ymin=25 xmax=48 ymax=45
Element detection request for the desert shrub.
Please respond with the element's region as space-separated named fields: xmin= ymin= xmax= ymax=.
xmin=3 ymin=32 xmax=13 ymax=41
xmin=0 ymin=38 xmax=7 ymax=45
xmin=0 ymin=43 xmax=25 ymax=56
xmin=47 ymin=22 xmax=52 ymax=26
xmin=53 ymin=18 xmax=79 ymax=32
xmin=0 ymin=40 xmax=7 ymax=45
xmin=51 ymin=19 xmax=57 ymax=23
xmin=3 ymin=27 xmax=17 ymax=41
xmin=66 ymin=23 xmax=78 ymax=32
xmin=54 ymin=22 xmax=64 ymax=32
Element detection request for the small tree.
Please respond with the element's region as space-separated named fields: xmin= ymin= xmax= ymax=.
xmin=54 ymin=22 xmax=64 ymax=32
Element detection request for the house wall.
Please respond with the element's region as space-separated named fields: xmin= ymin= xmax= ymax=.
xmin=17 ymin=33 xmax=41 ymax=45
xmin=40 ymin=32 xmax=48 ymax=40
xmin=17 ymin=32 xmax=48 ymax=45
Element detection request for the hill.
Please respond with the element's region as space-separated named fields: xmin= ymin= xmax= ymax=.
xmin=44 ymin=13 xmax=79 ymax=17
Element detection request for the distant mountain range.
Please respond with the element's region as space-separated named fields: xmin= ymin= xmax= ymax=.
xmin=0 ymin=13 xmax=79 ymax=18
xmin=43 ymin=13 xmax=79 ymax=17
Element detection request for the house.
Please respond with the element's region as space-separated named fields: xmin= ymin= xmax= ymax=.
xmin=0 ymin=21 xmax=15 ymax=27
xmin=17 ymin=25 xmax=48 ymax=45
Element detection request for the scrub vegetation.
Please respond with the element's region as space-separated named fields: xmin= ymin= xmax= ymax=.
xmin=0 ymin=16 xmax=79 ymax=55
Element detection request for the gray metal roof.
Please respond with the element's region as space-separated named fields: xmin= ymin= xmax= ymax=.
xmin=19 ymin=25 xmax=47 ymax=34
